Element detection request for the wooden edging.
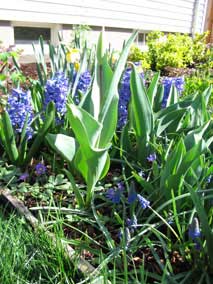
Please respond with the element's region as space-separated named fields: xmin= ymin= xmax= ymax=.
xmin=0 ymin=188 xmax=107 ymax=283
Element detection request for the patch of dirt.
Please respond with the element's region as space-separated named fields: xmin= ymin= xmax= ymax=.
xmin=162 ymin=66 xmax=196 ymax=77
xmin=20 ymin=62 xmax=51 ymax=81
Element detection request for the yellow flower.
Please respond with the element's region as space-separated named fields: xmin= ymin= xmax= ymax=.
xmin=66 ymin=48 xmax=80 ymax=63
xmin=111 ymin=51 xmax=120 ymax=65
xmin=74 ymin=61 xmax=80 ymax=71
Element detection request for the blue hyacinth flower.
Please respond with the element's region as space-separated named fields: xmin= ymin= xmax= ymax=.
xmin=161 ymin=76 xmax=184 ymax=108
xmin=44 ymin=71 xmax=69 ymax=123
xmin=7 ymin=88 xmax=34 ymax=140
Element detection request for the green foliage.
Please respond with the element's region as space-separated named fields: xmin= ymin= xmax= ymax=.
xmin=0 ymin=207 xmax=80 ymax=284
xmin=147 ymin=31 xmax=194 ymax=70
xmin=1 ymin=31 xmax=213 ymax=283
xmin=192 ymin=32 xmax=213 ymax=68
xmin=0 ymin=101 xmax=55 ymax=167
xmin=128 ymin=45 xmax=151 ymax=69
xmin=47 ymin=31 xmax=138 ymax=207
xmin=128 ymin=31 xmax=212 ymax=72
xmin=0 ymin=44 xmax=24 ymax=91
xmin=183 ymin=73 xmax=213 ymax=109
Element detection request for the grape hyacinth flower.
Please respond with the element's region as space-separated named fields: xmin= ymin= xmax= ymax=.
xmin=44 ymin=72 xmax=69 ymax=122
xmin=137 ymin=194 xmax=150 ymax=209
xmin=7 ymin=88 xmax=34 ymax=140
xmin=35 ymin=163 xmax=46 ymax=176
xmin=147 ymin=153 xmax=157 ymax=163
xmin=19 ymin=172 xmax=29 ymax=182
xmin=161 ymin=76 xmax=184 ymax=108
xmin=106 ymin=182 xmax=124 ymax=204
xmin=73 ymin=71 xmax=92 ymax=104
xmin=188 ymin=217 xmax=201 ymax=250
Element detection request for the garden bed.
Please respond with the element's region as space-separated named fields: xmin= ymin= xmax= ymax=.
xmin=0 ymin=30 xmax=213 ymax=283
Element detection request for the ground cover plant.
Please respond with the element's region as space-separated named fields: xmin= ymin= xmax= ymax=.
xmin=0 ymin=30 xmax=213 ymax=283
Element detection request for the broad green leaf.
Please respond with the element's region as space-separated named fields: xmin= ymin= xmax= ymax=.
xmin=156 ymin=108 xmax=188 ymax=136
xmin=1 ymin=111 xmax=19 ymax=164
xmin=97 ymin=32 xmax=104 ymax=64
xmin=184 ymin=121 xmax=211 ymax=150
xmin=74 ymin=146 xmax=109 ymax=205
xmin=185 ymin=155 xmax=205 ymax=185
xmin=176 ymin=140 xmax=206 ymax=178
xmin=46 ymin=133 xmax=77 ymax=163
xmin=147 ymin=71 xmax=160 ymax=107
xmin=202 ymin=85 xmax=212 ymax=106
xmin=153 ymin=84 xmax=164 ymax=113
xmin=67 ymin=103 xmax=102 ymax=148
xmin=190 ymin=93 xmax=210 ymax=127
xmin=99 ymin=30 xmax=138 ymax=147
xmin=166 ymin=84 xmax=178 ymax=107
xmin=130 ymin=65 xmax=153 ymax=139
xmin=160 ymin=138 xmax=186 ymax=191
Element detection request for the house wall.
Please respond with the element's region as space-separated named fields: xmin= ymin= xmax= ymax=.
xmin=0 ymin=0 xmax=209 ymax=55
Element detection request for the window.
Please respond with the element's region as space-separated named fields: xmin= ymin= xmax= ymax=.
xmin=14 ymin=27 xmax=51 ymax=44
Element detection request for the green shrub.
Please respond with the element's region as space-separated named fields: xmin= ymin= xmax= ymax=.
xmin=143 ymin=31 xmax=212 ymax=71
xmin=128 ymin=45 xmax=151 ymax=70
xmin=146 ymin=31 xmax=194 ymax=70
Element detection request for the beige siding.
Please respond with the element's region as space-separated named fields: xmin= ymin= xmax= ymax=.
xmin=0 ymin=0 xmax=208 ymax=33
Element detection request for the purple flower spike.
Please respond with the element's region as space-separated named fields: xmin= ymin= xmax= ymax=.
xmin=35 ymin=163 xmax=46 ymax=176
xmin=147 ymin=153 xmax=157 ymax=163
xmin=137 ymin=194 xmax=150 ymax=209
xmin=106 ymin=188 xmax=122 ymax=204
xmin=19 ymin=172 xmax=29 ymax=181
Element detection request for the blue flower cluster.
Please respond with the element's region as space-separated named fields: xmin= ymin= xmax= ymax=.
xmin=44 ymin=72 xmax=69 ymax=121
xmin=118 ymin=66 xmax=144 ymax=129
xmin=106 ymin=181 xmax=150 ymax=211
xmin=7 ymin=88 xmax=34 ymax=139
xmin=161 ymin=76 xmax=184 ymax=108
xmin=73 ymin=71 xmax=92 ymax=104
xmin=105 ymin=182 xmax=125 ymax=204
xmin=118 ymin=68 xmax=132 ymax=129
